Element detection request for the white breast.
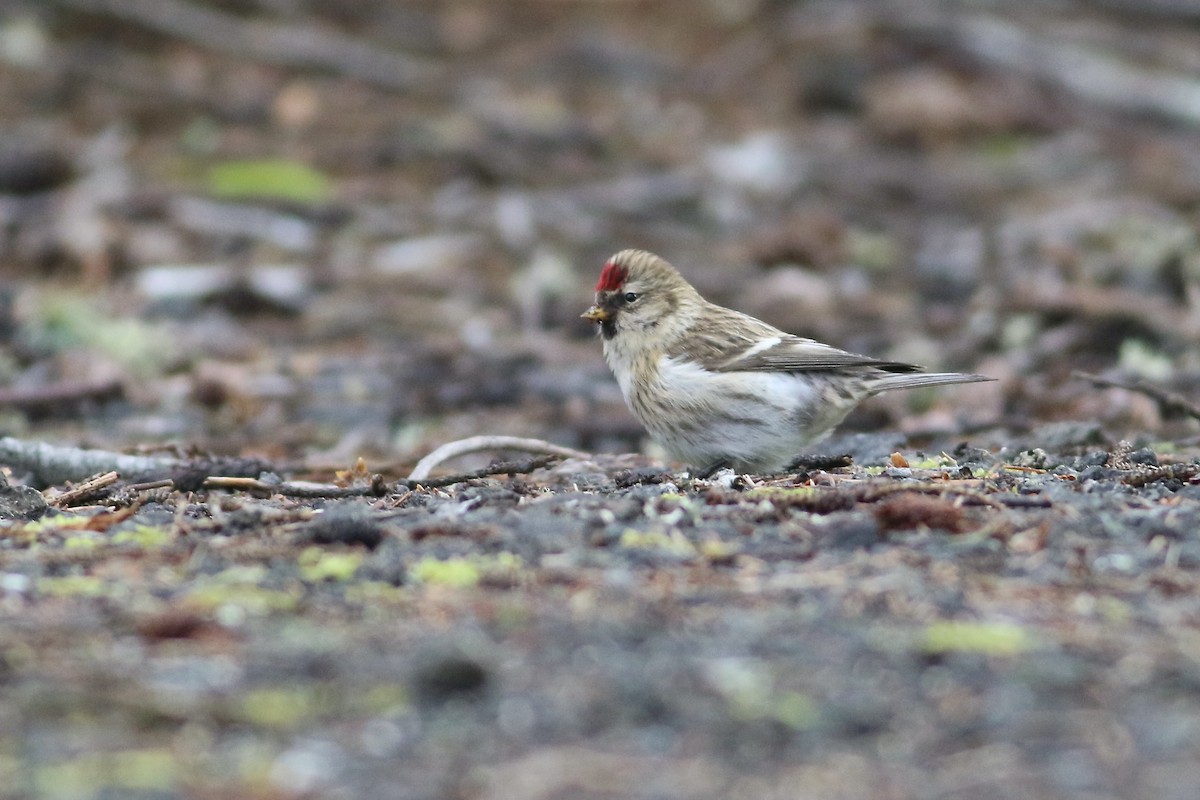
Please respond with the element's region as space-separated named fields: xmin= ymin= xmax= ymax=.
xmin=656 ymin=355 xmax=808 ymax=413
xmin=642 ymin=355 xmax=829 ymax=470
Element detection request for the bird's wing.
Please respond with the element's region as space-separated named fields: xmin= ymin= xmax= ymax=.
xmin=668 ymin=304 xmax=923 ymax=374
xmin=707 ymin=334 xmax=921 ymax=374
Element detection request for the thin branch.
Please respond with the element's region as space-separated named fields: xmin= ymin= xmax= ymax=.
xmin=407 ymin=436 xmax=591 ymax=481
xmin=0 ymin=437 xmax=180 ymax=487
xmin=202 ymin=476 xmax=380 ymax=499
xmin=399 ymin=454 xmax=561 ymax=489
xmin=194 ymin=454 xmax=560 ymax=497
xmin=859 ymin=481 xmax=1011 ymax=512
xmin=1124 ymin=463 xmax=1200 ymax=488
xmin=46 ymin=471 xmax=120 ymax=508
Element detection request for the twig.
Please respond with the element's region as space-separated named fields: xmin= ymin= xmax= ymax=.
xmin=1073 ymin=371 xmax=1200 ymax=422
xmin=992 ymin=494 xmax=1053 ymax=508
xmin=407 ymin=436 xmax=591 ymax=481
xmin=859 ymin=481 xmax=1010 ymax=512
xmin=46 ymin=471 xmax=120 ymax=508
xmin=194 ymin=454 xmax=559 ymax=497
xmin=202 ymin=477 xmax=381 ymax=498
xmin=122 ymin=479 xmax=175 ymax=493
xmin=1123 ymin=463 xmax=1200 ymax=488
xmin=0 ymin=437 xmax=180 ymax=487
xmin=785 ymin=454 xmax=854 ymax=472
xmin=399 ymin=454 xmax=561 ymax=489
xmin=48 ymin=0 xmax=440 ymax=92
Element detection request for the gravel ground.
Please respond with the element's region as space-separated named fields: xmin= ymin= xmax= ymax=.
xmin=2 ymin=431 xmax=1199 ymax=799
xmin=4 ymin=1 xmax=1200 ymax=798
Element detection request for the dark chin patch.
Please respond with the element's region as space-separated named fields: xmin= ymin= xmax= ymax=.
xmin=600 ymin=320 xmax=617 ymax=340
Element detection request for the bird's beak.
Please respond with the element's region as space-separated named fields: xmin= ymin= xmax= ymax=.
xmin=581 ymin=305 xmax=608 ymax=322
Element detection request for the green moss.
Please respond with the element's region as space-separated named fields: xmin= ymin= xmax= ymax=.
xmin=37 ymin=748 xmax=176 ymax=797
xmin=359 ymin=683 xmax=410 ymax=713
xmin=61 ymin=534 xmax=101 ymax=550
xmin=112 ymin=525 xmax=172 ymax=549
xmin=37 ymin=575 xmax=107 ymax=598
xmin=210 ymin=565 xmax=268 ymax=584
xmin=1118 ymin=338 xmax=1174 ymax=382
xmin=908 ymin=454 xmax=957 ymax=470
xmin=412 ymin=557 xmax=481 ymax=587
xmin=617 ymin=528 xmax=697 ymax=557
xmin=235 ymin=682 xmax=409 ymax=731
xmin=344 ymin=580 xmax=407 ymax=605
xmin=746 ymin=486 xmax=817 ymax=501
xmin=21 ymin=515 xmax=92 ymax=533
xmin=772 ymin=691 xmax=819 ymax=730
xmin=208 ymin=159 xmax=330 ymax=203
xmin=922 ymin=621 xmax=1032 ymax=656
xmin=298 ymin=546 xmax=364 ymax=582
xmin=32 ymin=294 xmax=172 ymax=376
xmin=239 ymin=687 xmax=321 ymax=730
xmin=185 ymin=583 xmax=299 ymax=615
xmin=410 ymin=553 xmax=525 ymax=587
xmin=706 ymin=660 xmax=818 ymax=730
xmin=699 ymin=538 xmax=740 ymax=561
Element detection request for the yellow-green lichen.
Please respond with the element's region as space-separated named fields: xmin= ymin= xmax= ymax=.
xmin=208 ymin=159 xmax=330 ymax=203
xmin=699 ymin=538 xmax=740 ymax=562
xmin=705 ymin=659 xmax=818 ymax=730
xmin=185 ymin=583 xmax=299 ymax=616
xmin=358 ymin=683 xmax=410 ymax=714
xmin=410 ymin=553 xmax=525 ymax=588
xmin=61 ymin=534 xmax=101 ymax=550
xmin=908 ymin=454 xmax=958 ymax=470
xmin=36 ymin=748 xmax=176 ymax=798
xmin=922 ymin=621 xmax=1032 ymax=656
xmin=412 ymin=557 xmax=480 ymax=587
xmin=20 ymin=515 xmax=93 ymax=533
xmin=37 ymin=575 xmax=107 ymax=598
xmin=617 ymin=528 xmax=697 ymax=557
xmin=746 ymin=486 xmax=818 ymax=501
xmin=237 ymin=687 xmax=323 ymax=730
xmin=112 ymin=525 xmax=173 ymax=550
xmin=344 ymin=580 xmax=407 ymax=605
xmin=298 ymin=546 xmax=364 ymax=582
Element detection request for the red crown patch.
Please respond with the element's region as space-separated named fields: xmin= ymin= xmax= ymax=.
xmin=596 ymin=261 xmax=629 ymax=291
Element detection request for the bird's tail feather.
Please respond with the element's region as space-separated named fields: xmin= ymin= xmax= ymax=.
xmin=869 ymin=372 xmax=994 ymax=394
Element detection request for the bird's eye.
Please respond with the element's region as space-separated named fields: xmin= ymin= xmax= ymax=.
xmin=623 ymin=292 xmax=639 ymax=303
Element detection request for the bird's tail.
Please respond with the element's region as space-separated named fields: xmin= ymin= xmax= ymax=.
xmin=868 ymin=372 xmax=994 ymax=395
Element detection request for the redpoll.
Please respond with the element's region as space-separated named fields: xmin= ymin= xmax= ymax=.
xmin=582 ymin=249 xmax=993 ymax=473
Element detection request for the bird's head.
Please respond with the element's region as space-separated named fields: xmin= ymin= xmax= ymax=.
xmin=582 ymin=249 xmax=700 ymax=343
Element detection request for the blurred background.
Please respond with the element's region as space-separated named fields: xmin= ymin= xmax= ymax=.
xmin=2 ymin=0 xmax=1199 ymax=467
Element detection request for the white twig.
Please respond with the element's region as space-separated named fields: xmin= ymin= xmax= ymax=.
xmin=408 ymin=436 xmax=592 ymax=481
xmin=0 ymin=437 xmax=179 ymax=487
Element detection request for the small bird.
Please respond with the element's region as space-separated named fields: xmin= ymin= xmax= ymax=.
xmin=582 ymin=249 xmax=993 ymax=473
